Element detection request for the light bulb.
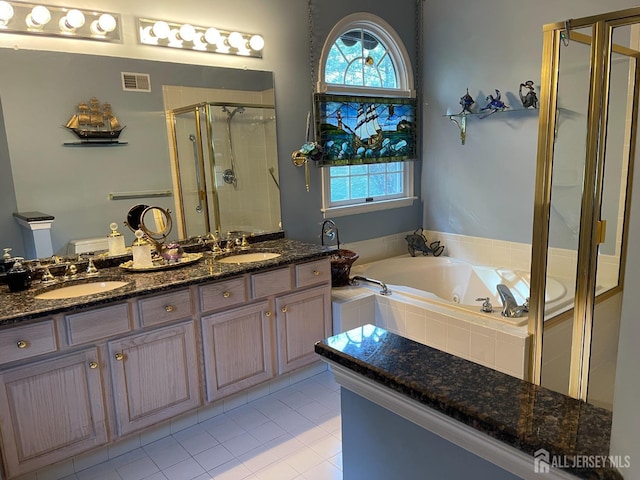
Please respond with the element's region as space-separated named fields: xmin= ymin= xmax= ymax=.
xmin=249 ymin=34 xmax=264 ymax=51
xmin=168 ymin=28 xmax=181 ymax=46
xmin=0 ymin=1 xmax=14 ymax=26
xmin=193 ymin=32 xmax=207 ymax=50
xmin=179 ymin=23 xmax=196 ymax=42
xmin=227 ymin=31 xmax=244 ymax=49
xmin=204 ymin=27 xmax=220 ymax=45
xmin=97 ymin=13 xmax=116 ymax=33
xmin=152 ymin=20 xmax=170 ymax=39
xmin=26 ymin=5 xmax=51 ymax=28
xmin=59 ymin=9 xmax=85 ymax=32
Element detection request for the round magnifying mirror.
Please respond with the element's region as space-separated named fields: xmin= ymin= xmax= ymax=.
xmin=124 ymin=204 xmax=149 ymax=232
xmin=140 ymin=206 xmax=172 ymax=239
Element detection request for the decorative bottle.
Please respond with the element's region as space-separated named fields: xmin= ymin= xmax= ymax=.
xmin=132 ymin=230 xmax=153 ymax=268
xmin=107 ymin=222 xmax=126 ymax=256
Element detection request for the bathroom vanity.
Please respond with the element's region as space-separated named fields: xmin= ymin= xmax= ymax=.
xmin=0 ymin=238 xmax=332 ymax=479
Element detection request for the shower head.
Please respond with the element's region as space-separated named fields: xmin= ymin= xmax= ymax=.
xmin=222 ymin=105 xmax=245 ymax=120
xmin=188 ymin=134 xmax=196 ymax=142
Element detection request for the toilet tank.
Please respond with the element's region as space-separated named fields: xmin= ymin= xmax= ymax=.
xmin=67 ymin=237 xmax=109 ymax=255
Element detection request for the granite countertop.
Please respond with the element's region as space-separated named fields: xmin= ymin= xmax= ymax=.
xmin=0 ymin=238 xmax=333 ymax=327
xmin=315 ymin=325 xmax=623 ymax=480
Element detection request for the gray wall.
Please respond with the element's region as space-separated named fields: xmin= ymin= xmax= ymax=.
xmin=420 ymin=0 xmax=639 ymax=244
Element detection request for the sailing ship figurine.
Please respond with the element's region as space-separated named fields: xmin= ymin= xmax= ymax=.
xmin=65 ymin=97 xmax=126 ymax=143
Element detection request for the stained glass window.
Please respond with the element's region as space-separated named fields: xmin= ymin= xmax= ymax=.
xmin=319 ymin=15 xmax=415 ymax=213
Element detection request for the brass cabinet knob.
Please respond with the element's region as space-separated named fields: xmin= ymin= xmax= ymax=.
xmin=281 ymin=306 xmax=288 ymax=313
xmin=313 ymin=270 xmax=320 ymax=276
xmin=114 ymin=353 xmax=124 ymax=361
xmin=16 ymin=340 xmax=28 ymax=349
xmin=88 ymin=361 xmax=98 ymax=369
xmin=164 ymin=305 xmax=175 ymax=312
xmin=264 ymin=311 xmax=272 ymax=317
xmin=223 ymin=291 xmax=231 ymax=298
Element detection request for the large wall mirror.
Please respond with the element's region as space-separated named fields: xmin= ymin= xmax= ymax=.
xmin=0 ymin=48 xmax=281 ymax=258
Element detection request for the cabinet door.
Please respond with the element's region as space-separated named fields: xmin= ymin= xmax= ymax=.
xmin=0 ymin=349 xmax=107 ymax=478
xmin=201 ymin=301 xmax=274 ymax=402
xmin=275 ymin=285 xmax=332 ymax=374
xmin=109 ymin=322 xmax=200 ymax=436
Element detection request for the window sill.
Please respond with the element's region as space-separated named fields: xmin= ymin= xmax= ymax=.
xmin=322 ymin=196 xmax=417 ymax=218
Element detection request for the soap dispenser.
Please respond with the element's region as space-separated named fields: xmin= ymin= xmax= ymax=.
xmin=107 ymin=222 xmax=126 ymax=256
xmin=132 ymin=230 xmax=153 ymax=269
xmin=7 ymin=257 xmax=32 ymax=292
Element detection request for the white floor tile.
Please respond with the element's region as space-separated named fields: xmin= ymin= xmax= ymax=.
xmin=248 ymin=421 xmax=287 ymax=444
xmin=35 ymin=372 xmax=342 ymax=480
xmin=115 ymin=456 xmax=160 ymax=480
xmin=254 ymin=461 xmax=299 ymax=480
xmin=237 ymin=446 xmax=279 ymax=473
xmin=222 ymin=432 xmax=262 ymax=457
xmin=162 ymin=458 xmax=206 ymax=480
xmin=207 ymin=459 xmax=252 ymax=480
xmin=193 ymin=445 xmax=235 ymax=472
xmin=173 ymin=425 xmax=220 ymax=456
xmin=300 ymin=460 xmax=342 ymax=480
xmin=282 ymin=447 xmax=324 ymax=474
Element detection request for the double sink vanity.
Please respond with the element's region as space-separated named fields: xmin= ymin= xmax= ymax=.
xmin=0 ymin=237 xmax=333 ymax=478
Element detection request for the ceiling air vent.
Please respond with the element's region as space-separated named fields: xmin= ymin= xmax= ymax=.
xmin=121 ymin=72 xmax=151 ymax=92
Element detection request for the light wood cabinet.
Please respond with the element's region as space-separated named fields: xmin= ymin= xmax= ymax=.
xmin=0 ymin=348 xmax=107 ymax=478
xmin=108 ymin=321 xmax=200 ymax=436
xmin=275 ymin=284 xmax=332 ymax=374
xmin=0 ymin=254 xmax=332 ymax=478
xmin=201 ymin=300 xmax=274 ymax=402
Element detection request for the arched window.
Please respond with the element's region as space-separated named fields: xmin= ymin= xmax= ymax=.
xmin=318 ymin=13 xmax=416 ymax=216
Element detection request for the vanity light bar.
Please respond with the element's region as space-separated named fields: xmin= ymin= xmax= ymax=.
xmin=0 ymin=1 xmax=121 ymax=42
xmin=137 ymin=17 xmax=264 ymax=59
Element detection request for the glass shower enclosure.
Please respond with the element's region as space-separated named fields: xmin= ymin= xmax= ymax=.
xmin=530 ymin=9 xmax=640 ymax=410
xmin=168 ymin=103 xmax=281 ymax=240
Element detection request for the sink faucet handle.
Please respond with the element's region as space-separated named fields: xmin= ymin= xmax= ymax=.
xmin=476 ymin=297 xmax=493 ymax=313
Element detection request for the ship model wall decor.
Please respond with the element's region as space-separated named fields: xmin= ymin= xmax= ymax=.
xmin=64 ymin=97 xmax=127 ymax=145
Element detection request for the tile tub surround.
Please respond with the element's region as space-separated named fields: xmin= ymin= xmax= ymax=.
xmin=0 ymin=238 xmax=333 ymax=326
xmin=315 ymin=326 xmax=623 ymax=480
xmin=332 ymin=286 xmax=530 ymax=379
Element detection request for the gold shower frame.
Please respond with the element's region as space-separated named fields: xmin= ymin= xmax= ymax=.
xmin=530 ymin=8 xmax=640 ymax=400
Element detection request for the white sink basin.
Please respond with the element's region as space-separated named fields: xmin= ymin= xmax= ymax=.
xmin=217 ymin=252 xmax=281 ymax=264
xmin=35 ymin=281 xmax=130 ymax=300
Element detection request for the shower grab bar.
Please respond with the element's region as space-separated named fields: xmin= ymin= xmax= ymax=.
xmin=350 ymin=275 xmax=391 ymax=296
xmin=189 ymin=134 xmax=204 ymax=213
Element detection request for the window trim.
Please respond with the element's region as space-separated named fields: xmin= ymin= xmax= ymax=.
xmin=318 ymin=12 xmax=416 ymax=215
xmin=321 ymin=162 xmax=416 ymax=219
xmin=317 ymin=12 xmax=415 ymax=96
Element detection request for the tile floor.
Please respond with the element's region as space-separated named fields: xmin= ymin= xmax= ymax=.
xmin=44 ymin=371 xmax=343 ymax=480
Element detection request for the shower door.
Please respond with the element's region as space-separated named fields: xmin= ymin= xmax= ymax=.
xmin=169 ymin=104 xmax=220 ymax=239
xmin=530 ymin=10 xmax=640 ymax=409
xmin=169 ymin=102 xmax=281 ymax=239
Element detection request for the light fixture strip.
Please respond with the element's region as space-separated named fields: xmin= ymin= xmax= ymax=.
xmin=0 ymin=1 xmax=121 ymax=42
xmin=137 ymin=17 xmax=264 ymax=59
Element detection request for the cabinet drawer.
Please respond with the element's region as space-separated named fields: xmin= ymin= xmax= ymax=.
xmin=0 ymin=321 xmax=57 ymax=364
xmin=251 ymin=268 xmax=292 ymax=299
xmin=65 ymin=303 xmax=131 ymax=346
xmin=296 ymin=258 xmax=331 ymax=288
xmin=200 ymin=277 xmax=247 ymax=313
xmin=139 ymin=289 xmax=193 ymax=327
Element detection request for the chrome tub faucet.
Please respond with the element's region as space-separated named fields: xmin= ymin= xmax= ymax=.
xmin=496 ymin=284 xmax=528 ymax=318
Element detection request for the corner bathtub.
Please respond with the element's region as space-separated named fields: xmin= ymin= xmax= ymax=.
xmin=349 ymin=255 xmax=568 ymax=326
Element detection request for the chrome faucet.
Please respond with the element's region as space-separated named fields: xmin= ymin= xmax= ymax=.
xmin=496 ymin=284 xmax=528 ymax=318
